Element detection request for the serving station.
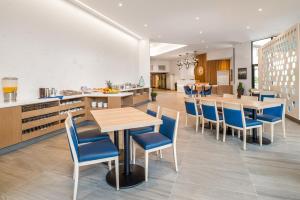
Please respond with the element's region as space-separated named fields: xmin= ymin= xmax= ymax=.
xmin=0 ymin=87 xmax=150 ymax=149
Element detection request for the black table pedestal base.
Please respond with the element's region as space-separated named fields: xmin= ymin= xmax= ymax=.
xmin=240 ymin=135 xmax=271 ymax=145
xmin=106 ymin=164 xmax=145 ymax=189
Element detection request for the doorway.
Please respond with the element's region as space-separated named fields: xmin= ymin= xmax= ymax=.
xmin=151 ymin=73 xmax=167 ymax=89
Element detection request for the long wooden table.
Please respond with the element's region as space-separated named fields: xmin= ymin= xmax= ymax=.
xmin=91 ymin=107 xmax=162 ymax=188
xmin=196 ymin=96 xmax=281 ymax=144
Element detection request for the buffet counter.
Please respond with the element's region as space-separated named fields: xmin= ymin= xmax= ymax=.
xmin=0 ymin=87 xmax=150 ymax=149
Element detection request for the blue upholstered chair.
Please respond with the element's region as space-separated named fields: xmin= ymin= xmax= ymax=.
xmin=222 ymin=102 xmax=263 ymax=150
xmin=129 ymin=103 xmax=160 ymax=160
xmin=203 ymin=86 xmax=212 ymax=96
xmin=259 ymin=91 xmax=276 ymax=101
xmin=257 ymin=98 xmax=286 ymax=143
xmin=68 ymin=113 xmax=109 ymax=144
xmin=184 ymin=85 xmax=197 ymax=96
xmin=132 ymin=108 xmax=180 ymax=182
xmin=65 ymin=115 xmax=119 ymax=200
xmin=200 ymin=100 xmax=223 ymax=140
xmin=241 ymin=95 xmax=259 ymax=118
xmin=184 ymin=97 xmax=202 ymax=132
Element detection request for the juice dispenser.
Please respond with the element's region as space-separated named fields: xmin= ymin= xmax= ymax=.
xmin=2 ymin=77 xmax=18 ymax=102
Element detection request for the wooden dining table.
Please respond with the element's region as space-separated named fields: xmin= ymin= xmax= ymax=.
xmin=196 ymin=96 xmax=281 ymax=144
xmin=91 ymin=107 xmax=162 ymax=188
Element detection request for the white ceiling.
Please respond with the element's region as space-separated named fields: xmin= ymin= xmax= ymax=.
xmin=77 ymin=0 xmax=300 ymax=58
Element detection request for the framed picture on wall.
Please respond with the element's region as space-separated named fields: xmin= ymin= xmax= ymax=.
xmin=238 ymin=68 xmax=247 ymax=79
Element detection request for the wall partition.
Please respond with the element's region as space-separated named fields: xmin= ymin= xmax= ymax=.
xmin=259 ymin=24 xmax=300 ymax=120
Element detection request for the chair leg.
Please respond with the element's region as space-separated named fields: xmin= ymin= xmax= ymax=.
xmin=115 ymin=158 xmax=119 ymax=190
xmin=282 ymin=120 xmax=286 ymax=138
xmin=133 ymin=142 xmax=136 ymax=164
xmin=130 ymin=138 xmax=133 ymax=161
xmin=243 ymin=129 xmax=247 ymax=150
xmin=201 ymin=118 xmax=205 ymax=135
xmin=259 ymin=126 xmax=263 ymax=146
xmin=250 ymin=129 xmax=253 ymax=136
xmin=231 ymin=128 xmax=234 ymax=137
xmin=108 ymin=161 xmax=112 ymax=170
xmin=238 ymin=130 xmax=240 ymax=138
xmin=73 ymin=165 xmax=79 ymax=200
xmin=145 ymin=152 xmax=149 ymax=182
xmin=216 ymin=122 xmax=219 ymax=140
xmin=185 ymin=114 xmax=188 ymax=127
xmin=196 ymin=116 xmax=199 ymax=133
xmin=210 ymin=123 xmax=213 ymax=130
xmin=73 ymin=166 xmax=75 ymax=180
xmin=270 ymin=123 xmax=274 ymax=143
xmin=173 ymin=145 xmax=178 ymax=172
xmin=223 ymin=124 xmax=226 ymax=142
xmin=159 ymin=150 xmax=163 ymax=159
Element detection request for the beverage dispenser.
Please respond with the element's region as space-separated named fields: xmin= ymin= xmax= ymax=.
xmin=2 ymin=77 xmax=18 ymax=102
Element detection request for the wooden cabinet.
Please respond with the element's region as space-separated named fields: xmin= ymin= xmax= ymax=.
xmin=0 ymin=106 xmax=22 ymax=148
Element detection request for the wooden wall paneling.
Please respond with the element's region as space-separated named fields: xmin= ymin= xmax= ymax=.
xmin=0 ymin=106 xmax=22 ymax=148
xmin=194 ymin=54 xmax=207 ymax=82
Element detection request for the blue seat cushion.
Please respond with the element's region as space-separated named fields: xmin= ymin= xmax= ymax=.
xmin=245 ymin=119 xmax=263 ymax=127
xmin=129 ymin=126 xmax=154 ymax=136
xmin=77 ymin=129 xmax=109 ymax=144
xmin=257 ymin=114 xmax=281 ymax=122
xmin=132 ymin=132 xmax=172 ymax=150
xmin=78 ymin=139 xmax=119 ymax=162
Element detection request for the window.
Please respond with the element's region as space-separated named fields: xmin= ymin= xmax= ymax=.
xmin=251 ymin=38 xmax=272 ymax=89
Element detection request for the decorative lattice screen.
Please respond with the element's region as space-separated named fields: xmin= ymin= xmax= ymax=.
xmin=259 ymin=24 xmax=300 ymax=119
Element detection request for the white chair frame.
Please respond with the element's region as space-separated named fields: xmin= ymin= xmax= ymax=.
xmin=65 ymin=114 xmax=119 ymax=200
xmin=130 ymin=103 xmax=160 ymax=161
xmin=201 ymin=100 xmax=223 ymax=140
xmin=222 ymin=102 xmax=263 ymax=150
xmin=185 ymin=97 xmax=202 ymax=132
xmin=257 ymin=97 xmax=286 ymax=143
xmin=132 ymin=107 xmax=180 ymax=182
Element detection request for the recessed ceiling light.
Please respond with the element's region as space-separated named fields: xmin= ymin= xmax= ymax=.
xmin=199 ymin=31 xmax=203 ymax=34
xmin=144 ymin=24 xmax=148 ymax=28
xmin=195 ymin=17 xmax=200 ymax=20
xmin=258 ymin=8 xmax=263 ymax=12
xmin=118 ymin=2 xmax=123 ymax=7
xmin=246 ymin=25 xmax=251 ymax=30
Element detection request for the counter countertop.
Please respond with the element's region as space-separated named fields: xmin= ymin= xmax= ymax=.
xmin=0 ymin=92 xmax=134 ymax=109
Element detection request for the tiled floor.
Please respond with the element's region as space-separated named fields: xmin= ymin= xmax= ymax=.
xmin=1 ymin=91 xmax=300 ymax=200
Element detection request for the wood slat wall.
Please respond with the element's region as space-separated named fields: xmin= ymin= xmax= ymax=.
xmin=206 ymin=59 xmax=230 ymax=85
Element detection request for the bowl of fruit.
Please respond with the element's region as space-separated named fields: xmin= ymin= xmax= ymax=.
xmin=102 ymin=88 xmax=120 ymax=94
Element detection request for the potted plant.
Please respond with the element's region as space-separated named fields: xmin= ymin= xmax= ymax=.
xmin=237 ymin=82 xmax=245 ymax=98
xmin=151 ymin=91 xmax=157 ymax=101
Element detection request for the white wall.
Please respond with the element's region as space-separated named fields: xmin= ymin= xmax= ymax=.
xmin=150 ymin=59 xmax=170 ymax=73
xmin=139 ymin=40 xmax=150 ymax=87
xmin=234 ymin=42 xmax=252 ymax=95
xmin=0 ymin=0 xmax=147 ymax=100
xmin=207 ymin=48 xmax=233 ymax=61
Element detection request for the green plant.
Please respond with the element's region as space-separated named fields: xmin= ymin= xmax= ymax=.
xmin=151 ymin=92 xmax=157 ymax=97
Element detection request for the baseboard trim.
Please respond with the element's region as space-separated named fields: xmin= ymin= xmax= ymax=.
xmin=286 ymin=115 xmax=300 ymax=124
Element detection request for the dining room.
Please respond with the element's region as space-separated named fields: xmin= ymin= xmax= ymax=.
xmin=1 ymin=0 xmax=300 ymax=200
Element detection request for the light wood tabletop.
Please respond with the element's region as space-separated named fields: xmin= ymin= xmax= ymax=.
xmin=197 ymin=96 xmax=281 ymax=110
xmin=91 ymin=107 xmax=162 ymax=132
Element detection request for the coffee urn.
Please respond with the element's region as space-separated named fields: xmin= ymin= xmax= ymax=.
xmin=2 ymin=77 xmax=18 ymax=102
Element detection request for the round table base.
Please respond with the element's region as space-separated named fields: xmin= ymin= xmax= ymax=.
xmin=240 ymin=135 xmax=271 ymax=145
xmin=106 ymin=164 xmax=145 ymax=189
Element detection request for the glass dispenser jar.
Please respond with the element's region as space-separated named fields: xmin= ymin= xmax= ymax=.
xmin=2 ymin=77 xmax=18 ymax=102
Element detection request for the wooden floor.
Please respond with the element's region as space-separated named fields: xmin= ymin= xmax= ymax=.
xmin=1 ymin=91 xmax=300 ymax=200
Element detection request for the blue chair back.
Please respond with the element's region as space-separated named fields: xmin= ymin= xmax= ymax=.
xmin=260 ymin=94 xmax=275 ymax=101
xmin=65 ymin=115 xmax=79 ymax=162
xmin=184 ymin=85 xmax=192 ymax=95
xmin=184 ymin=98 xmax=198 ymax=116
xmin=262 ymin=98 xmax=285 ymax=119
xmin=146 ymin=109 xmax=157 ymax=117
xmin=159 ymin=115 xmax=176 ymax=141
xmin=223 ymin=104 xmax=244 ymax=128
xmin=203 ymin=86 xmax=212 ymax=96
xmin=201 ymin=100 xmax=218 ymax=121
